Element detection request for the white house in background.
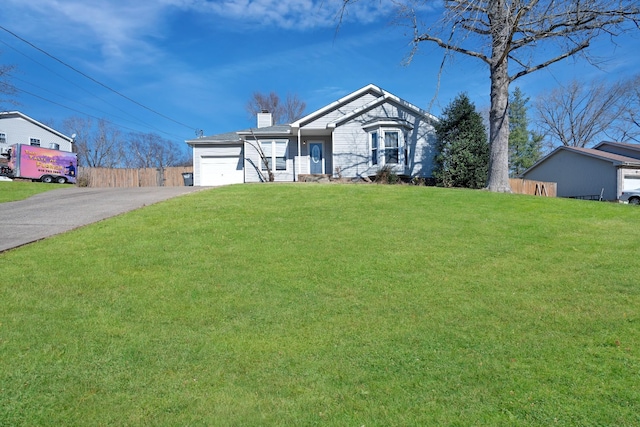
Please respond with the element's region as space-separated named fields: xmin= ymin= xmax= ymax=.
xmin=520 ymin=141 xmax=640 ymax=201
xmin=186 ymin=84 xmax=438 ymax=186
xmin=0 ymin=111 xmax=74 ymax=155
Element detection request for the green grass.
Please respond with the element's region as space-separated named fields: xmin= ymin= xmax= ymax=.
xmin=1 ymin=184 xmax=639 ymax=426
xmin=0 ymin=181 xmax=61 ymax=202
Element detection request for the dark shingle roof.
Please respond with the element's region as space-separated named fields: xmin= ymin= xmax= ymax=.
xmin=186 ymin=125 xmax=292 ymax=146
xmin=185 ymin=131 xmax=242 ymax=145
xmin=568 ymin=146 xmax=640 ymax=164
xmin=237 ymin=125 xmax=292 ymax=135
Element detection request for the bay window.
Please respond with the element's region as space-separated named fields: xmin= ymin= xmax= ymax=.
xmin=368 ymin=127 xmax=404 ymax=167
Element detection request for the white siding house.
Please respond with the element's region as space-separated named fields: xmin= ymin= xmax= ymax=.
xmin=521 ymin=142 xmax=640 ymax=200
xmin=186 ymin=85 xmax=438 ymax=186
xmin=0 ymin=112 xmax=74 ymax=154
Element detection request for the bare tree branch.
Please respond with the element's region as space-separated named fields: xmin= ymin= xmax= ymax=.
xmin=340 ymin=0 xmax=640 ymax=192
xmin=0 ymin=62 xmax=17 ymax=109
xmin=510 ymin=41 xmax=589 ymax=81
xmin=244 ymin=129 xmax=274 ymax=182
xmin=535 ymin=77 xmax=635 ymax=147
xmin=246 ymin=91 xmax=306 ymax=125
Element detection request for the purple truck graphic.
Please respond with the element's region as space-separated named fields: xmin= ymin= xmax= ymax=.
xmin=2 ymin=144 xmax=77 ymax=184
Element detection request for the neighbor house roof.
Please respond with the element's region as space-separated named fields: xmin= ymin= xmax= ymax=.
xmin=0 ymin=111 xmax=73 ymax=142
xmin=566 ymin=146 xmax=640 ymax=165
xmin=522 ymin=145 xmax=640 ymax=177
xmin=593 ymin=141 xmax=640 ymax=152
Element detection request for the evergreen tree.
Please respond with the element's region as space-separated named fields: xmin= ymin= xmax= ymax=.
xmin=509 ymin=87 xmax=542 ymax=176
xmin=434 ymin=93 xmax=489 ymax=189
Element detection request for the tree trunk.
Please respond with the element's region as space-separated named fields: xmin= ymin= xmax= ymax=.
xmin=486 ymin=2 xmax=512 ymax=193
xmin=486 ymin=61 xmax=512 ymax=192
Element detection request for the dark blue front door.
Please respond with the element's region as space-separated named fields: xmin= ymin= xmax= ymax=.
xmin=309 ymin=142 xmax=323 ymax=174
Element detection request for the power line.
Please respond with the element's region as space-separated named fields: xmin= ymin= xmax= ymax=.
xmin=1 ymin=39 xmax=173 ymax=135
xmin=0 ymin=24 xmax=198 ymax=132
xmin=14 ymin=81 xmax=186 ymax=140
xmin=15 ymin=86 xmax=184 ymax=138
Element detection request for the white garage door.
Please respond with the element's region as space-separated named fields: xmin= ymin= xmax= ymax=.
xmin=623 ymin=176 xmax=640 ymax=191
xmin=200 ymin=154 xmax=244 ymax=186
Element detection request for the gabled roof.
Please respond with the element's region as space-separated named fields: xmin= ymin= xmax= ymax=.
xmin=290 ymin=84 xmax=438 ymax=129
xmin=186 ymin=126 xmax=291 ymax=146
xmin=593 ymin=141 xmax=640 ymax=152
xmin=187 ymin=84 xmax=435 ymax=145
xmin=0 ymin=111 xmax=73 ymax=142
xmin=567 ymin=146 xmax=640 ymax=164
xmin=522 ymin=145 xmax=640 ymax=177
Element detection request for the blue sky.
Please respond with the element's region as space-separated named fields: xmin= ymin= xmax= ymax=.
xmin=0 ymin=0 xmax=638 ymax=150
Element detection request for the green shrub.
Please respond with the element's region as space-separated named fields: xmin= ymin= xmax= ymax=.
xmin=373 ymin=165 xmax=400 ymax=184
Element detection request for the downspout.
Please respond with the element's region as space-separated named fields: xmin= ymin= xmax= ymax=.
xmin=297 ymin=128 xmax=301 ymax=182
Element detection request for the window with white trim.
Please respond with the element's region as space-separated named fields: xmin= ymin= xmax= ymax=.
xmin=0 ymin=133 xmax=6 ymax=145
xmin=368 ymin=128 xmax=404 ymax=167
xmin=30 ymin=138 xmax=41 ymax=147
xmin=384 ymin=131 xmax=399 ymax=164
xmin=370 ymin=131 xmax=378 ymax=166
xmin=261 ymin=140 xmax=288 ymax=171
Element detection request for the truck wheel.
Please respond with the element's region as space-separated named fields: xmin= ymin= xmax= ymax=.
xmin=55 ymin=176 xmax=67 ymax=184
xmin=41 ymin=175 xmax=54 ymax=183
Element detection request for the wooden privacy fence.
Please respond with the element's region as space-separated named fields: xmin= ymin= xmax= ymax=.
xmin=77 ymin=167 xmax=193 ymax=188
xmin=509 ymin=178 xmax=556 ymax=197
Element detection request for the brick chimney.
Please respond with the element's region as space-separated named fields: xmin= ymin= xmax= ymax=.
xmin=257 ymin=110 xmax=273 ymax=128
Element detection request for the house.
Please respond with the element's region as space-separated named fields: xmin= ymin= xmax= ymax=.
xmin=186 ymin=84 xmax=438 ymax=186
xmin=520 ymin=141 xmax=640 ymax=200
xmin=0 ymin=111 xmax=74 ymax=155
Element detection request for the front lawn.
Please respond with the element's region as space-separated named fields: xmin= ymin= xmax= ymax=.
xmin=1 ymin=184 xmax=638 ymax=426
xmin=0 ymin=181 xmax=61 ymax=203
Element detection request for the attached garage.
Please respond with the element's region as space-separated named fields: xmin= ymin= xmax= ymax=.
xmin=521 ymin=144 xmax=640 ymax=201
xmin=200 ymin=151 xmax=244 ymax=186
xmin=186 ymin=133 xmax=245 ymax=186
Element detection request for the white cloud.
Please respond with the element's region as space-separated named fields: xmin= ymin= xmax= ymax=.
xmin=196 ymin=0 xmax=394 ymax=29
xmin=3 ymin=0 xmax=170 ymax=65
xmin=1 ymin=0 xmax=399 ymax=77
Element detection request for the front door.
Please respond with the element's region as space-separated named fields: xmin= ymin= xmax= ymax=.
xmin=309 ymin=142 xmax=323 ymax=174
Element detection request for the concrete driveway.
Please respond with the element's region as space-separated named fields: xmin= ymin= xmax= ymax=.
xmin=0 ymin=186 xmax=207 ymax=252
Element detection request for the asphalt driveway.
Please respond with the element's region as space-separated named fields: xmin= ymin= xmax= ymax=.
xmin=0 ymin=186 xmax=206 ymax=252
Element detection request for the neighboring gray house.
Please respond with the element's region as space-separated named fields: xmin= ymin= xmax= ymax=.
xmin=186 ymin=84 xmax=438 ymax=186
xmin=520 ymin=141 xmax=640 ymax=201
xmin=0 ymin=111 xmax=74 ymax=155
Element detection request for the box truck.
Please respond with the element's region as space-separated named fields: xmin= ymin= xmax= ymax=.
xmin=0 ymin=144 xmax=77 ymax=184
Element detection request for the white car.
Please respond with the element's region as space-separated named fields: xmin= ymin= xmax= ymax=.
xmin=620 ymin=188 xmax=640 ymax=204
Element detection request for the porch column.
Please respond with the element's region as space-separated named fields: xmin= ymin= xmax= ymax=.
xmin=297 ymin=128 xmax=301 ymax=182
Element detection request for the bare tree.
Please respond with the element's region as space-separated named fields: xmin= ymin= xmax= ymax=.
xmin=340 ymin=0 xmax=639 ymax=192
xmin=125 ymin=132 xmax=188 ymax=169
xmin=246 ymin=91 xmax=306 ymax=125
xmin=535 ymin=77 xmax=633 ymax=147
xmin=243 ymin=130 xmax=274 ymax=182
xmin=282 ymin=93 xmax=307 ymax=123
xmin=62 ymin=117 xmax=124 ymax=167
xmin=618 ymin=74 xmax=640 ymax=142
xmin=0 ymin=62 xmax=17 ymax=109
